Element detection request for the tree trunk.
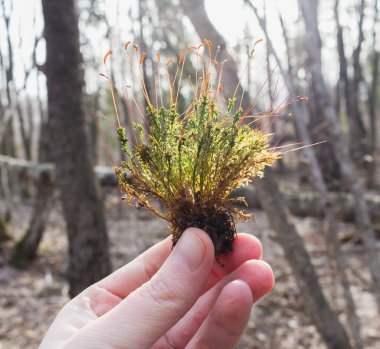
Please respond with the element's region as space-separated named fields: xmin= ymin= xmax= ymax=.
xmin=298 ymin=0 xmax=380 ymax=313
xmin=179 ymin=0 xmax=251 ymax=109
xmin=138 ymin=0 xmax=155 ymax=111
xmin=180 ymin=0 xmax=352 ymax=347
xmin=368 ymin=0 xmax=379 ymax=186
xmin=42 ymin=0 xmax=111 ymax=297
xmin=0 ymin=0 xmax=15 ymax=225
xmin=15 ymin=99 xmax=32 ymax=160
xmin=246 ymin=2 xmax=363 ymax=345
xmin=350 ymin=0 xmax=367 ymax=144
xmin=335 ymin=0 xmax=368 ymax=163
xmin=0 ymin=0 xmax=15 ymax=158
xmin=0 ymin=215 xmax=11 ymax=243
xmin=308 ymin=86 xmax=342 ymax=186
xmin=11 ymin=170 xmax=53 ymax=266
xmin=256 ymin=171 xmax=351 ymax=349
xmin=2 ymin=0 xmax=32 ymax=161
xmin=11 ymin=117 xmax=53 ymax=267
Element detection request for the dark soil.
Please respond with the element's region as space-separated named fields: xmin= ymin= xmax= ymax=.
xmin=171 ymin=202 xmax=236 ymax=255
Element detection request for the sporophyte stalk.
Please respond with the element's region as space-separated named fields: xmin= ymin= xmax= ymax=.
xmin=102 ymin=40 xmax=282 ymax=255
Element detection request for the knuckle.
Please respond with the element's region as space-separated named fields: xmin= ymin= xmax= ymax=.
xmin=163 ymin=334 xmax=181 ymax=349
xmin=190 ymin=309 xmax=207 ymax=329
xmin=142 ymin=255 xmax=159 ymax=280
xmin=143 ymin=275 xmax=184 ymax=309
xmin=152 ymin=334 xmax=181 ymax=349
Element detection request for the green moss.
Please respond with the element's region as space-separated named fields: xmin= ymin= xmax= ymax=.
xmin=105 ymin=41 xmax=279 ymax=254
xmin=114 ymin=92 xmax=279 ymax=254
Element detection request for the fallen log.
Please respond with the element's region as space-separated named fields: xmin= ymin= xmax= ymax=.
xmin=0 ymin=155 xmax=117 ymax=186
xmin=232 ymin=186 xmax=380 ymax=225
xmin=1 ymin=155 xmax=380 ymax=224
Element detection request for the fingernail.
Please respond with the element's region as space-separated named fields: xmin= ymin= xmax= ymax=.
xmin=173 ymin=229 xmax=206 ymax=271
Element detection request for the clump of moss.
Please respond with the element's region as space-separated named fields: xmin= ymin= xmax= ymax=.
xmin=107 ymin=42 xmax=279 ymax=255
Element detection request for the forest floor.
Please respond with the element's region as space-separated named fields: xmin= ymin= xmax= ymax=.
xmin=0 ymin=189 xmax=380 ymax=349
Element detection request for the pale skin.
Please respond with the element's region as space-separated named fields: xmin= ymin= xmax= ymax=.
xmin=39 ymin=228 xmax=274 ymax=349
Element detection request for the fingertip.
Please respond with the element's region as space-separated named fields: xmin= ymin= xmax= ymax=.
xmin=259 ymin=260 xmax=275 ymax=290
xmin=234 ymin=233 xmax=263 ymax=260
xmin=185 ymin=279 xmax=253 ymax=349
xmin=170 ymin=227 xmax=215 ymax=274
xmin=222 ymin=279 xmax=253 ymax=307
xmin=240 ymin=260 xmax=275 ymax=301
xmin=210 ymin=280 xmax=253 ymax=328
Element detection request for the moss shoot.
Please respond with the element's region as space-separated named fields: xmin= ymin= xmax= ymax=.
xmin=107 ymin=41 xmax=279 ymax=255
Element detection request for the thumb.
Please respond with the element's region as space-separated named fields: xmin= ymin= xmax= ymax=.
xmin=78 ymin=228 xmax=214 ymax=349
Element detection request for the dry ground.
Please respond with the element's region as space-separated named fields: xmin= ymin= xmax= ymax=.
xmin=0 ymin=189 xmax=379 ymax=349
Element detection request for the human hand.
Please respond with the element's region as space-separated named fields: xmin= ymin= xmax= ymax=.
xmin=39 ymin=228 xmax=274 ymax=349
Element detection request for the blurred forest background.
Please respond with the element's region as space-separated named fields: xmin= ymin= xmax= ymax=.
xmin=0 ymin=0 xmax=380 ymax=348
